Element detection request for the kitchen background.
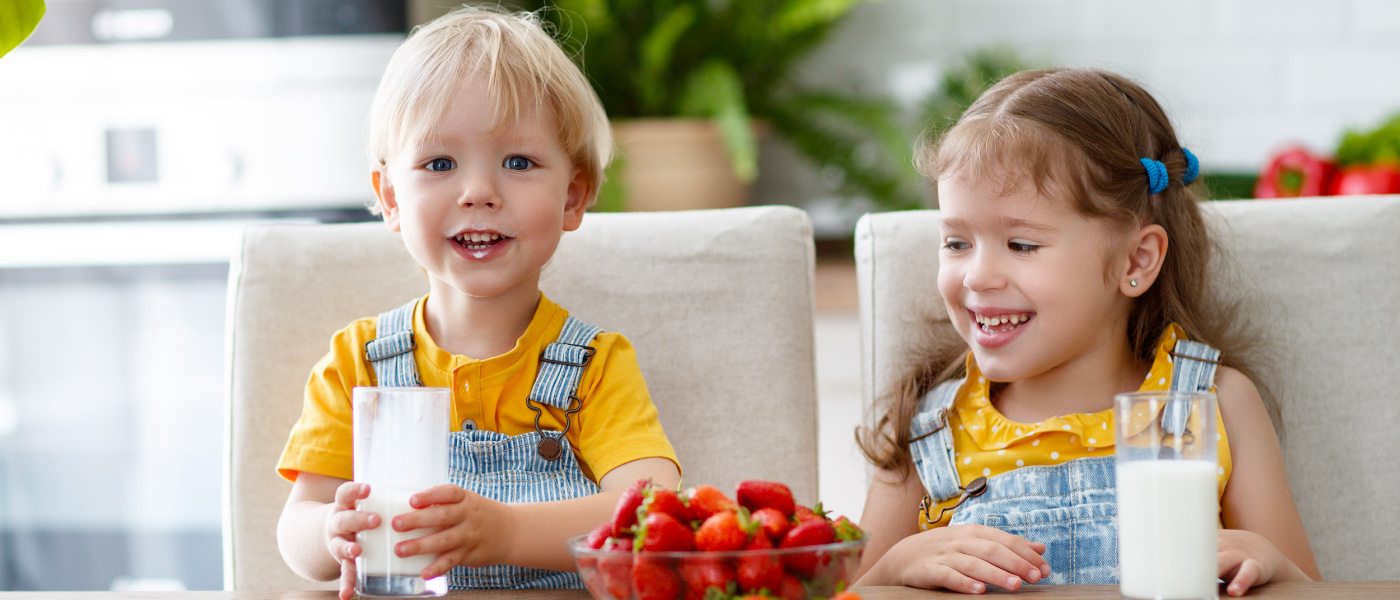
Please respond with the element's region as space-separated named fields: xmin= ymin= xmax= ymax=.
xmin=1 ymin=0 xmax=1395 ymax=591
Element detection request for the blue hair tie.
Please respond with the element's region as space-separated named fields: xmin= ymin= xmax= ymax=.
xmin=1181 ymin=147 xmax=1200 ymax=184
xmin=1140 ymin=158 xmax=1168 ymax=194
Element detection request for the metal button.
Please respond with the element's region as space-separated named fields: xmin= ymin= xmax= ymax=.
xmin=461 ymin=419 xmax=476 ymax=431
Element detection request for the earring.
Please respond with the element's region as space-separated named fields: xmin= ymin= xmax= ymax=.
xmin=1130 ymin=280 xmax=1139 ymax=287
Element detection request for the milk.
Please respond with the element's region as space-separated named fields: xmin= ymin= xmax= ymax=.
xmin=356 ymin=487 xmax=440 ymax=577
xmin=1117 ymin=460 xmax=1218 ymax=600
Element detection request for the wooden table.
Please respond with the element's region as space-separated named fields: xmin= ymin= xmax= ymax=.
xmin=4 ymin=582 xmax=1395 ymax=599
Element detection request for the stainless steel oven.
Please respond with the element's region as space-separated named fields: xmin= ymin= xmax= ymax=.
xmin=0 ymin=0 xmax=405 ymax=590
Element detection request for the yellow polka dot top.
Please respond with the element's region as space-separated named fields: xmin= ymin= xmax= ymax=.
xmin=918 ymin=323 xmax=1232 ymax=530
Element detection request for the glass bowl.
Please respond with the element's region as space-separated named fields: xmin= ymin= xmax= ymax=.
xmin=568 ymin=534 xmax=866 ymax=600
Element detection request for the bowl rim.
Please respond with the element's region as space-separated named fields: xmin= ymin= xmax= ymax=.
xmin=567 ymin=533 xmax=867 ymax=559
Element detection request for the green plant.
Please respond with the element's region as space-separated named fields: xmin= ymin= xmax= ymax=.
xmin=1334 ymin=113 xmax=1400 ymax=167
xmin=521 ymin=0 xmax=922 ymax=210
xmin=1 ymin=0 xmax=45 ymax=59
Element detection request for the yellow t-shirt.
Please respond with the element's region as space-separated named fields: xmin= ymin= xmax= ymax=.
xmin=277 ymin=293 xmax=679 ymax=485
xmin=919 ymin=323 xmax=1232 ymax=529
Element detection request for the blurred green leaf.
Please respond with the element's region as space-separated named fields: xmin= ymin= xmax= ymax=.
xmin=1 ymin=0 xmax=44 ymax=59
xmin=636 ymin=3 xmax=696 ymax=113
xmin=1334 ymin=113 xmax=1400 ymax=167
xmin=773 ymin=0 xmax=868 ymax=36
xmin=678 ymin=60 xmax=757 ymax=182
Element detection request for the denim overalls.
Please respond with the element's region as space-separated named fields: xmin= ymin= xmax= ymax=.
xmin=364 ymin=298 xmax=603 ymax=589
xmin=908 ymin=340 xmax=1221 ymax=584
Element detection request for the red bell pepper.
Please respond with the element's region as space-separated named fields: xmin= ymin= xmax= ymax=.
xmin=1255 ymin=145 xmax=1334 ymax=199
xmin=1326 ymin=164 xmax=1400 ymax=196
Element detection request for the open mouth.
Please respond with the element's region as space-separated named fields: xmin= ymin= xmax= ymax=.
xmin=454 ymin=232 xmax=508 ymax=250
xmin=975 ymin=312 xmax=1033 ymax=334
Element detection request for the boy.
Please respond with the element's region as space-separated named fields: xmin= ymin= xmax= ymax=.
xmin=275 ymin=6 xmax=681 ymax=597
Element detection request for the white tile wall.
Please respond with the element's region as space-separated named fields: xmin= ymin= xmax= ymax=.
xmin=801 ymin=0 xmax=1400 ymax=172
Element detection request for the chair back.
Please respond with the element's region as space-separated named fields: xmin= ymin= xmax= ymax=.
xmin=854 ymin=196 xmax=1400 ymax=581
xmin=224 ymin=206 xmax=819 ymax=590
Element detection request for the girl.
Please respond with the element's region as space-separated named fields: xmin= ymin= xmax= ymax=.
xmin=853 ymin=69 xmax=1319 ymax=596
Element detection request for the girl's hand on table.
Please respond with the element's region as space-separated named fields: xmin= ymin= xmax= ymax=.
xmin=324 ymin=481 xmax=377 ymax=600
xmin=1218 ymin=529 xmax=1312 ymax=596
xmin=877 ymin=523 xmax=1050 ymax=594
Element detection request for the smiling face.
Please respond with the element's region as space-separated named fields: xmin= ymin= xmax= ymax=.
xmin=373 ymin=77 xmax=589 ymax=305
xmin=936 ymin=171 xmax=1135 ymax=385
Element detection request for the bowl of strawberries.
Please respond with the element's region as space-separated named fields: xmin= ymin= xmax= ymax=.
xmin=571 ymin=479 xmax=866 ymax=600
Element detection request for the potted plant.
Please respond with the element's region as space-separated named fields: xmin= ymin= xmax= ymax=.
xmin=518 ymin=0 xmax=921 ymax=211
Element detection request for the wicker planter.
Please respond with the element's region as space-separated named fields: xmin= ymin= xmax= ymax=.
xmin=610 ymin=119 xmax=751 ymax=211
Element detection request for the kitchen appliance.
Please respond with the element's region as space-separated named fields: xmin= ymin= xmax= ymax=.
xmin=0 ymin=0 xmax=406 ymax=590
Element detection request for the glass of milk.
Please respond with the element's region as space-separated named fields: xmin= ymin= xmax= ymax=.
xmin=1114 ymin=390 xmax=1219 ymax=600
xmin=352 ymin=386 xmax=450 ymax=596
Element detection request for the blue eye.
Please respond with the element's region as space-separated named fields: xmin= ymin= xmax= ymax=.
xmin=503 ymin=156 xmax=533 ymax=171
xmin=427 ymin=158 xmax=455 ymax=172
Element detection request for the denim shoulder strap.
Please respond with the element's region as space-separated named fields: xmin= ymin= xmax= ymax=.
xmin=527 ymin=316 xmax=602 ymax=410
xmin=364 ymin=298 xmax=422 ymax=387
xmin=909 ymin=378 xmax=966 ymax=503
xmin=1163 ymin=339 xmax=1220 ymax=435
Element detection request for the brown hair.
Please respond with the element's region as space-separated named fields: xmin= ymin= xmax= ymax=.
xmin=857 ymin=68 xmax=1276 ymax=476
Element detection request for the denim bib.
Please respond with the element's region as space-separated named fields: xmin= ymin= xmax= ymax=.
xmin=908 ymin=341 xmax=1220 ymax=584
xmin=366 ymin=298 xmax=603 ymax=589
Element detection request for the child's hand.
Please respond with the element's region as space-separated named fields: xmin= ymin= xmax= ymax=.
xmin=323 ymin=481 xmax=379 ymax=600
xmin=388 ymin=484 xmax=511 ymax=580
xmin=880 ymin=523 xmax=1050 ymax=594
xmin=1217 ymin=529 xmax=1311 ymax=596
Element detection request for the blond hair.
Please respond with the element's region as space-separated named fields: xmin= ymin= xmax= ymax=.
xmin=366 ymin=5 xmax=611 ymax=208
xmin=859 ymin=69 xmax=1275 ymax=475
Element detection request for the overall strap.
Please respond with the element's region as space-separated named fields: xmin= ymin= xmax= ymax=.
xmin=527 ymin=315 xmax=602 ymax=410
xmin=364 ymin=299 xmax=423 ymax=387
xmin=909 ymin=379 xmax=965 ymax=503
xmin=1163 ymin=339 xmax=1221 ymax=435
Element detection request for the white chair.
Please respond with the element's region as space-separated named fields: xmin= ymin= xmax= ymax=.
xmin=223 ymin=206 xmax=820 ymax=590
xmin=854 ymin=195 xmax=1400 ymax=582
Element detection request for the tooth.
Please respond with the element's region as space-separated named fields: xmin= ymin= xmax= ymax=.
xmin=1009 ymin=315 xmax=1019 ymax=324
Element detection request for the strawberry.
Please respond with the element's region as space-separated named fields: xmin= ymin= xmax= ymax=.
xmin=637 ymin=511 xmax=695 ymax=552
xmin=585 ymin=521 xmax=613 ymax=549
xmin=793 ymin=503 xmax=827 ymax=524
xmin=644 ymin=487 xmax=691 ymax=522
xmin=780 ymin=519 xmax=837 ymax=577
xmin=832 ymin=515 xmax=865 ymax=542
xmin=678 ymin=555 xmax=735 ymax=600
xmin=612 ymin=479 xmax=652 ymax=535
xmin=578 ymin=521 xmax=613 ymax=570
xmin=684 ymin=484 xmax=738 ymax=522
xmin=776 ymin=574 xmax=806 ymax=600
xmin=693 ymin=509 xmax=751 ymax=552
xmin=735 ymin=531 xmax=783 ymax=594
xmin=736 ymin=480 xmax=796 ymax=517
xmin=750 ymin=507 xmax=791 ymax=544
xmin=633 ymin=555 xmax=682 ymax=600
xmin=830 ymin=592 xmax=864 ymax=600
xmin=599 ymin=537 xmax=635 ymax=600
